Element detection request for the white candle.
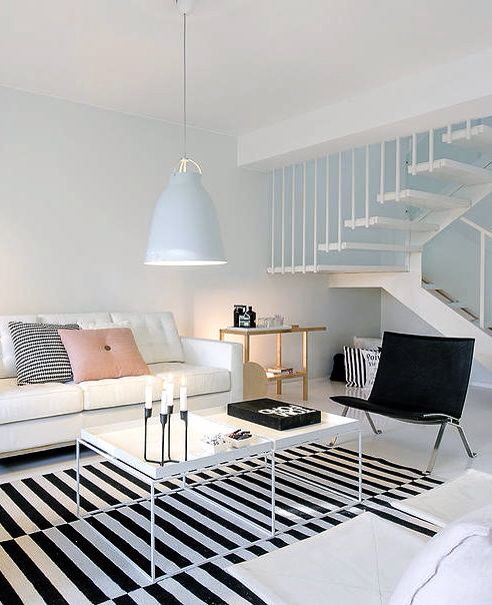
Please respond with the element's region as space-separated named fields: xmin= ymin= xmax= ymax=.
xmin=166 ymin=377 xmax=174 ymax=409
xmin=180 ymin=375 xmax=188 ymax=412
xmin=160 ymin=388 xmax=167 ymax=415
xmin=144 ymin=378 xmax=153 ymax=410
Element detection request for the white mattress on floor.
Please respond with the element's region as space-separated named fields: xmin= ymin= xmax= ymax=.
xmin=227 ymin=512 xmax=428 ymax=605
xmin=391 ymin=469 xmax=492 ymax=527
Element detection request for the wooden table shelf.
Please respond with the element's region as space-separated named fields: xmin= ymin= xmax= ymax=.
xmin=219 ymin=325 xmax=326 ymax=400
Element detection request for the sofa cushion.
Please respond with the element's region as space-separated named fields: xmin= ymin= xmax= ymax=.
xmin=38 ymin=312 xmax=113 ymax=328
xmin=149 ymin=362 xmax=231 ymax=398
xmin=389 ymin=505 xmax=492 ymax=605
xmin=80 ymin=374 xmax=162 ymax=411
xmin=9 ymin=322 xmax=80 ymax=385
xmin=59 ymin=328 xmax=149 ymax=382
xmin=0 ymin=315 xmax=38 ymax=379
xmin=111 ymin=312 xmax=184 ymax=363
xmin=0 ymin=379 xmax=83 ymax=425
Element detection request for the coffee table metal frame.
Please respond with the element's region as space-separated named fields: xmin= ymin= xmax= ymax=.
xmin=76 ymin=423 xmax=362 ymax=583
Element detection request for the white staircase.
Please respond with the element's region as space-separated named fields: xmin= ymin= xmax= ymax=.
xmin=268 ymin=116 xmax=492 ymax=373
xmin=326 ymin=259 xmax=492 ymax=374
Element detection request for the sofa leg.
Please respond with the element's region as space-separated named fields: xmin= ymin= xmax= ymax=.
xmin=365 ymin=412 xmax=382 ymax=435
xmin=455 ymin=424 xmax=477 ymax=459
xmin=425 ymin=422 xmax=447 ymax=475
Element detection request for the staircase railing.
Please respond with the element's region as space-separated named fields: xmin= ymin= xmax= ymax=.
xmin=460 ymin=217 xmax=492 ymax=329
xmin=268 ymin=117 xmax=488 ymax=274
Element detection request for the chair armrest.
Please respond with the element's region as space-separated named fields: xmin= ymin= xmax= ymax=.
xmin=181 ymin=337 xmax=243 ymax=403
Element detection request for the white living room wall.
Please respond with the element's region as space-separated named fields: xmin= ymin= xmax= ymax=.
xmin=0 ymin=86 xmax=381 ymax=378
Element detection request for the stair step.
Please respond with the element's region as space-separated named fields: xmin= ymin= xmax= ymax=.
xmin=442 ymin=124 xmax=492 ymax=153
xmin=378 ymin=188 xmax=470 ymax=209
xmin=267 ymin=264 xmax=407 ymax=274
xmin=458 ymin=307 xmax=480 ymax=321
xmin=319 ymin=242 xmax=421 ymax=253
xmin=446 ymin=301 xmax=463 ymax=309
xmin=407 ymin=158 xmax=492 ymax=185
xmin=344 ymin=216 xmax=439 ymax=232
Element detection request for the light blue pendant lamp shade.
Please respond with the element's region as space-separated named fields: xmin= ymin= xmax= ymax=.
xmin=145 ymin=169 xmax=226 ymax=266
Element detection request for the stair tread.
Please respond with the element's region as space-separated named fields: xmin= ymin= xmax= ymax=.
xmin=320 ymin=241 xmax=421 ymax=252
xmin=378 ymin=188 xmax=470 ymax=209
xmin=442 ymin=124 xmax=492 ymax=153
xmin=407 ymin=158 xmax=492 ymax=185
xmin=344 ymin=216 xmax=439 ymax=232
xmin=268 ymin=264 xmax=407 ymax=274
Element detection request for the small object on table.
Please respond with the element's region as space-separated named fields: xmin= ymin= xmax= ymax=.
xmin=247 ymin=306 xmax=256 ymax=328
xmin=228 ymin=398 xmax=321 ymax=431
xmin=202 ymin=433 xmax=227 ymax=454
xmin=237 ymin=305 xmax=257 ymax=328
xmin=234 ymin=305 xmax=247 ymax=328
xmin=266 ymin=366 xmax=294 ymax=376
xmin=226 ymin=429 xmax=254 ymax=448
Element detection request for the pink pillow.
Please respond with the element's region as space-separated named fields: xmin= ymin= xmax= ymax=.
xmin=58 ymin=328 xmax=149 ymax=383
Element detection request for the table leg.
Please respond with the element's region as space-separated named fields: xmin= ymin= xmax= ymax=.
xmin=244 ymin=334 xmax=250 ymax=363
xmin=76 ymin=439 xmax=81 ymax=518
xmin=270 ymin=451 xmax=276 ymax=537
xmin=276 ymin=333 xmax=282 ymax=395
xmin=302 ymin=331 xmax=308 ymax=400
xmin=358 ymin=430 xmax=363 ymax=503
xmin=150 ymin=482 xmax=156 ymax=581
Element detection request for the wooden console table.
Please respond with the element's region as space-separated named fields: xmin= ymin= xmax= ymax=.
xmin=219 ymin=325 xmax=326 ymax=400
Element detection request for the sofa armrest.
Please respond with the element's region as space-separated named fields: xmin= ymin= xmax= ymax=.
xmin=181 ymin=337 xmax=243 ymax=403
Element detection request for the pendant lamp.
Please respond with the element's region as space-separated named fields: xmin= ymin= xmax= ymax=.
xmin=145 ymin=0 xmax=226 ymax=266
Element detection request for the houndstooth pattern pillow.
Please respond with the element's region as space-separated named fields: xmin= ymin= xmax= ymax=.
xmin=9 ymin=322 xmax=80 ymax=385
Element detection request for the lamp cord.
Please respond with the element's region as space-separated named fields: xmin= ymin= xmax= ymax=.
xmin=183 ymin=12 xmax=187 ymax=159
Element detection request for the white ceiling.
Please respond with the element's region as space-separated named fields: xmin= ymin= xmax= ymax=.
xmin=1 ymin=0 xmax=492 ymax=135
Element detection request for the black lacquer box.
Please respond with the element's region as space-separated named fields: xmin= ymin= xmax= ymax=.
xmin=227 ymin=398 xmax=321 ymax=431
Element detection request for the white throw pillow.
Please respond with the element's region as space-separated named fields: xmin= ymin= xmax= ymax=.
xmin=389 ymin=505 xmax=492 ymax=605
xmin=353 ymin=336 xmax=382 ymax=350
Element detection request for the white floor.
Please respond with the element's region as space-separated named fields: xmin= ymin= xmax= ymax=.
xmin=1 ymin=378 xmax=491 ymax=484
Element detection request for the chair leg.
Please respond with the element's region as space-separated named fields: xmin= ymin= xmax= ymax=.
xmin=365 ymin=412 xmax=382 ymax=435
xmin=454 ymin=424 xmax=477 ymax=459
xmin=329 ymin=407 xmax=349 ymax=447
xmin=425 ymin=422 xmax=447 ymax=475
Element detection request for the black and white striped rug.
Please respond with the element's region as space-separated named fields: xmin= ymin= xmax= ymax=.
xmin=0 ymin=444 xmax=442 ymax=605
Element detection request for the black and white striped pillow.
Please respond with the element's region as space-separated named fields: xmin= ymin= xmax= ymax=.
xmin=9 ymin=322 xmax=80 ymax=385
xmin=344 ymin=346 xmax=380 ymax=388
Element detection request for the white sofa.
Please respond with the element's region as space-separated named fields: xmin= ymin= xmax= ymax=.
xmin=0 ymin=311 xmax=243 ymax=457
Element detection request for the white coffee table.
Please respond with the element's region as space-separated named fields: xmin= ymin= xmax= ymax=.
xmin=76 ymin=406 xmax=361 ymax=582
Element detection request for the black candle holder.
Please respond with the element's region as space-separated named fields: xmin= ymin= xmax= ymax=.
xmin=143 ymin=407 xmax=160 ymax=464
xmin=143 ymin=405 xmax=189 ymax=465
xmin=164 ymin=404 xmax=179 ymax=465
xmin=180 ymin=410 xmax=189 ymax=461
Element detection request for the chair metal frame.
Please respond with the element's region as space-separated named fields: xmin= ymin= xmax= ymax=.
xmin=338 ymin=406 xmax=476 ymax=474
